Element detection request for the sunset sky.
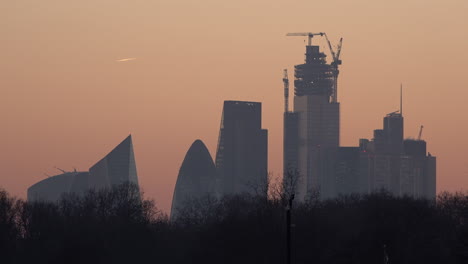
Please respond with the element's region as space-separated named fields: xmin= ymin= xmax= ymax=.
xmin=2 ymin=0 xmax=467 ymax=213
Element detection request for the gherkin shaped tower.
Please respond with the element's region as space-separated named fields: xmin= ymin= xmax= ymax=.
xmin=171 ymin=140 xmax=216 ymax=219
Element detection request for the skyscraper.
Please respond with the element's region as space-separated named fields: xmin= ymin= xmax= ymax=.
xmin=284 ymin=37 xmax=340 ymax=201
xmin=215 ymin=101 xmax=268 ymax=196
xmin=171 ymin=140 xmax=216 ymax=219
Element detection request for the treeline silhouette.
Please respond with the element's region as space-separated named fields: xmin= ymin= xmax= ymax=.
xmin=1 ymin=184 xmax=467 ymax=264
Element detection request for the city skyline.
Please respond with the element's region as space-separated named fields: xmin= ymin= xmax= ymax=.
xmin=2 ymin=1 xmax=468 ymax=213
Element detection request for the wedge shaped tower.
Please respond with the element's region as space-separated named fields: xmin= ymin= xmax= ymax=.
xmin=89 ymin=135 xmax=139 ymax=189
xmin=171 ymin=140 xmax=216 ymax=219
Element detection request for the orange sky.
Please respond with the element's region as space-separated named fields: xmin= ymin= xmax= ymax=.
xmin=2 ymin=1 xmax=468 ymax=213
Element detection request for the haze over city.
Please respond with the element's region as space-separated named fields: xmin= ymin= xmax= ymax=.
xmin=2 ymin=1 xmax=468 ymax=213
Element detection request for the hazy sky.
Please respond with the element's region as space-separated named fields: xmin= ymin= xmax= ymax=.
xmin=2 ymin=0 xmax=467 ymax=213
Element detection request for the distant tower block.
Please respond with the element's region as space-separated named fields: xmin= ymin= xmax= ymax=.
xmin=215 ymin=101 xmax=268 ymax=196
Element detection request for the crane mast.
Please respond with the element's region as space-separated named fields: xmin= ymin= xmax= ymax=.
xmin=324 ymin=33 xmax=343 ymax=103
xmin=418 ymin=125 xmax=424 ymax=140
xmin=283 ymin=69 xmax=289 ymax=113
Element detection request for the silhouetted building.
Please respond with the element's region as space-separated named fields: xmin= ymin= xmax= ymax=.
xmin=171 ymin=140 xmax=216 ymax=219
xmin=425 ymin=155 xmax=437 ymax=199
xmin=89 ymin=135 xmax=139 ymax=189
xmin=283 ymin=112 xmax=299 ymax=177
xmin=358 ymin=113 xmax=436 ymax=199
xmin=284 ymin=37 xmax=340 ymax=201
xmin=335 ymin=147 xmax=360 ymax=195
xmin=215 ymin=101 xmax=268 ymax=196
xmin=69 ymin=171 xmax=90 ymax=195
xmin=28 ymin=171 xmax=89 ymax=202
xmin=384 ymin=112 xmax=404 ymax=155
xmin=27 ymin=135 xmax=140 ymax=202
xmin=400 ymin=139 xmax=436 ymax=199
xmin=404 ymin=139 xmax=427 ymax=157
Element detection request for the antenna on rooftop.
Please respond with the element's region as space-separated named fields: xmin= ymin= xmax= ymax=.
xmin=400 ymin=83 xmax=403 ymax=116
xmin=54 ymin=166 xmax=67 ymax=174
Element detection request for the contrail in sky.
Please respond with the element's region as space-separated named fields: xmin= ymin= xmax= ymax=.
xmin=116 ymin=58 xmax=137 ymax=62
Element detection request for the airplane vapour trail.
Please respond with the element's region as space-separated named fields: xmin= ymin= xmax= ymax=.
xmin=116 ymin=58 xmax=137 ymax=62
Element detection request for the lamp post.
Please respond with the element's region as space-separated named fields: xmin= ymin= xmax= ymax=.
xmin=286 ymin=194 xmax=295 ymax=264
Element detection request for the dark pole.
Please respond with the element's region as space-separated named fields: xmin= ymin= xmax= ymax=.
xmin=286 ymin=194 xmax=295 ymax=264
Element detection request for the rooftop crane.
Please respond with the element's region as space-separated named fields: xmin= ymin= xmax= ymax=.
xmin=323 ymin=33 xmax=343 ymax=67
xmin=283 ymin=69 xmax=290 ymax=113
xmin=286 ymin=32 xmax=343 ymax=102
xmin=324 ymin=33 xmax=343 ymax=103
xmin=418 ymin=125 xmax=424 ymax=140
xmin=286 ymin=32 xmax=325 ymax=46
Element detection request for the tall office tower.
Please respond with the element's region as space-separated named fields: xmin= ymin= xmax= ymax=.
xmin=360 ymin=112 xmax=404 ymax=195
xmin=384 ymin=112 xmax=404 ymax=194
xmin=284 ymin=38 xmax=340 ymax=201
xmin=384 ymin=112 xmax=404 ymax=155
xmin=171 ymin=140 xmax=216 ymax=219
xmin=215 ymin=101 xmax=268 ymax=196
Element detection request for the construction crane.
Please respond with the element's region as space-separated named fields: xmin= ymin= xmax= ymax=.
xmin=286 ymin=32 xmax=343 ymax=102
xmin=286 ymin=32 xmax=325 ymax=46
xmin=324 ymin=33 xmax=343 ymax=103
xmin=418 ymin=125 xmax=424 ymax=140
xmin=283 ymin=69 xmax=289 ymax=113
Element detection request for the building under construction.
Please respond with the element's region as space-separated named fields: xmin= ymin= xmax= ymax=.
xmin=283 ymin=32 xmax=342 ymax=201
xmin=283 ymin=33 xmax=436 ymax=201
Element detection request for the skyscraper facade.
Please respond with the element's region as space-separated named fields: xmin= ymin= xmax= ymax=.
xmin=216 ymin=101 xmax=268 ymax=196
